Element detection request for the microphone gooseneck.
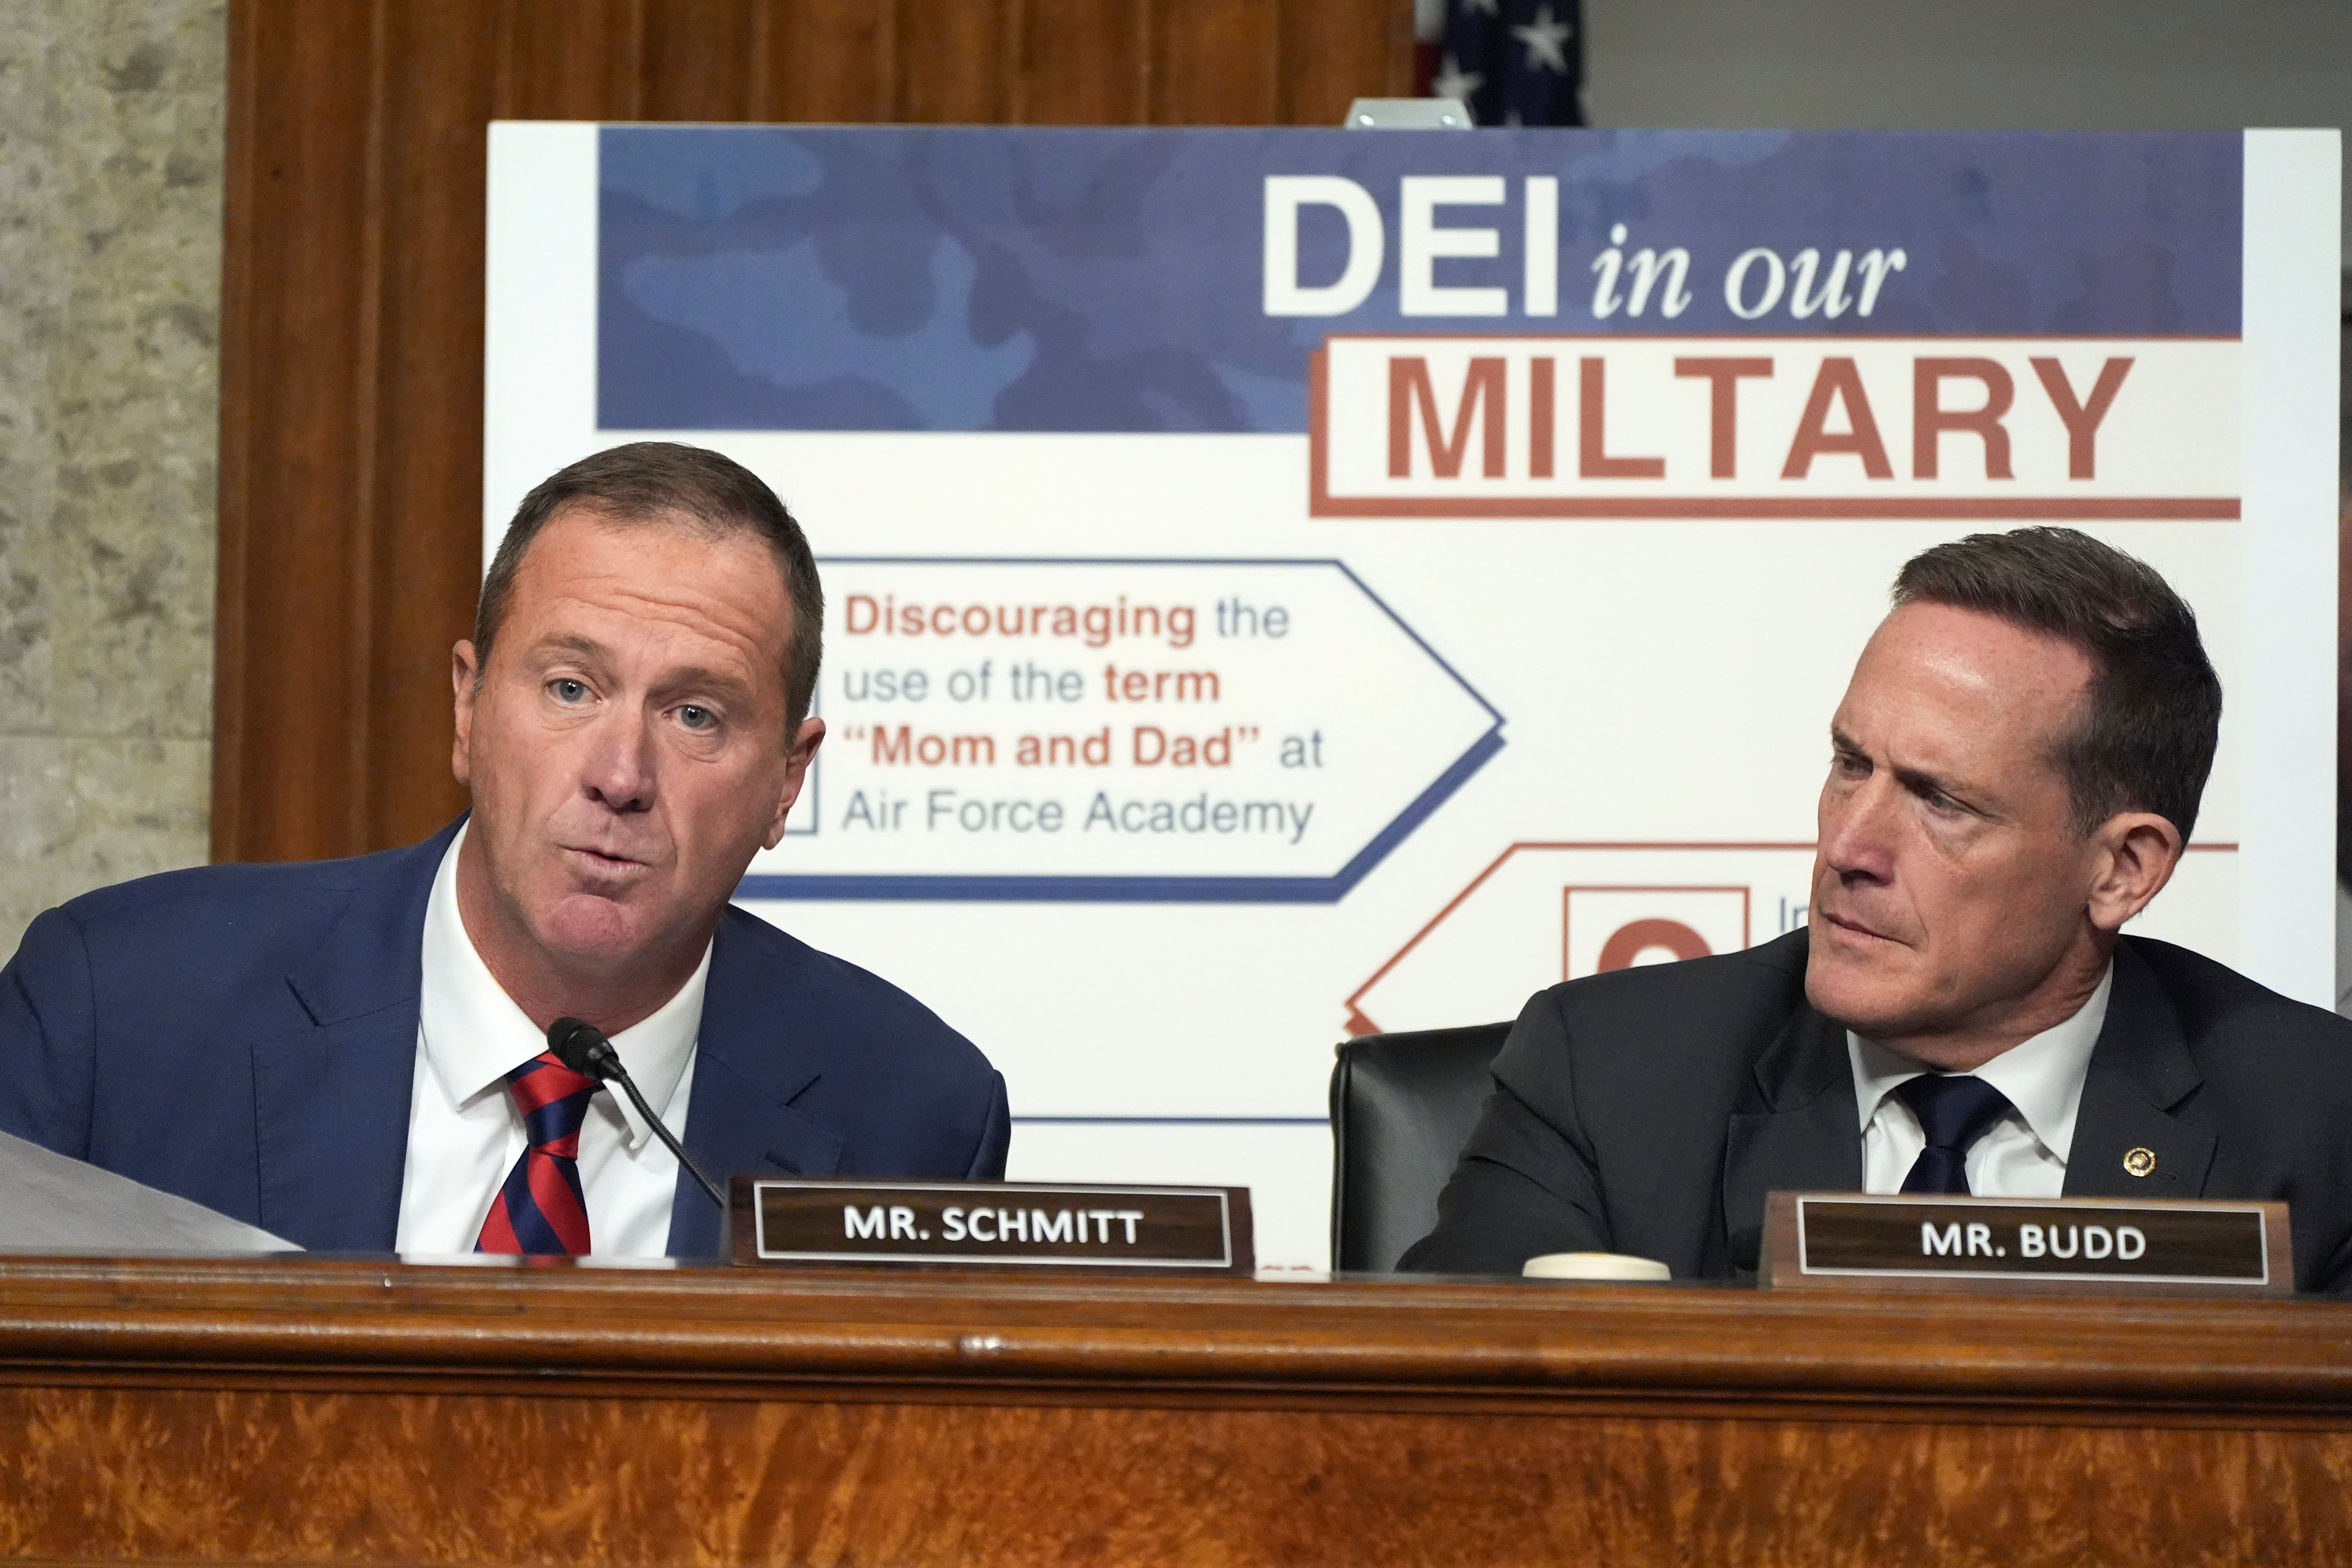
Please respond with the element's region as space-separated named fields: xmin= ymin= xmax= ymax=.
xmin=547 ymin=1016 xmax=727 ymax=1211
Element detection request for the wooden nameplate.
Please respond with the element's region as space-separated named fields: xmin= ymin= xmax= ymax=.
xmin=728 ymin=1177 xmax=1254 ymax=1275
xmin=1761 ymin=1192 xmax=2292 ymax=1295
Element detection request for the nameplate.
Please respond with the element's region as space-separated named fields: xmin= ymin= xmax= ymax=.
xmin=1762 ymin=1192 xmax=2291 ymax=1295
xmin=728 ymin=1178 xmax=1254 ymax=1274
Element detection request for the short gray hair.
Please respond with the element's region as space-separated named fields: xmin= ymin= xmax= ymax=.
xmin=477 ymin=442 xmax=823 ymax=733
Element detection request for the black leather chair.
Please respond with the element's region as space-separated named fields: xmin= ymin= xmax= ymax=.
xmin=1328 ymin=1022 xmax=1511 ymax=1273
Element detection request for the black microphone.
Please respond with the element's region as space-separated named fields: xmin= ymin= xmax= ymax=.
xmin=548 ymin=1016 xmax=726 ymax=1211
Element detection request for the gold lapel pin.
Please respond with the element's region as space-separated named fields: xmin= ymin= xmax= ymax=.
xmin=2123 ymin=1147 xmax=2157 ymax=1178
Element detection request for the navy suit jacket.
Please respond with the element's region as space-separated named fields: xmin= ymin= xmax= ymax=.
xmin=1402 ymin=929 xmax=2352 ymax=1293
xmin=0 ymin=820 xmax=1010 ymax=1256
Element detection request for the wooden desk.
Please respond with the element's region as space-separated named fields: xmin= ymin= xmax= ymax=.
xmin=2 ymin=1255 xmax=2349 ymax=1566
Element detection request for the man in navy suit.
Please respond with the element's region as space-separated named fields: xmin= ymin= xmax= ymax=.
xmin=1405 ymin=527 xmax=2352 ymax=1290
xmin=0 ymin=441 xmax=1008 ymax=1257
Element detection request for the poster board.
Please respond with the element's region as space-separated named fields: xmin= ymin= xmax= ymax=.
xmin=486 ymin=124 xmax=2339 ymax=1267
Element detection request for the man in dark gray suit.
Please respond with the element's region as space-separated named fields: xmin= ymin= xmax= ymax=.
xmin=1404 ymin=527 xmax=2352 ymax=1292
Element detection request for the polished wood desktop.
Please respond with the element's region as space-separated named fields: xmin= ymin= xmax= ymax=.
xmin=2 ymin=1254 xmax=2349 ymax=1566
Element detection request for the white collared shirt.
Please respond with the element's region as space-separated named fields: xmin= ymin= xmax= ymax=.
xmin=1847 ymin=962 xmax=2113 ymax=1198
xmin=393 ymin=823 xmax=707 ymax=1257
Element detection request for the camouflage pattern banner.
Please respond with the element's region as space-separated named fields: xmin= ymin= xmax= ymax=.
xmin=485 ymin=124 xmax=2338 ymax=1268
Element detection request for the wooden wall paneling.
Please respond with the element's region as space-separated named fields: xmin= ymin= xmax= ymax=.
xmin=342 ymin=0 xmax=393 ymax=854
xmin=890 ymin=0 xmax=1008 ymax=125
xmin=492 ymin=0 xmax=650 ymax=121
xmin=1007 ymin=0 xmax=1151 ymax=125
xmin=364 ymin=0 xmax=498 ymax=850
xmin=214 ymin=0 xmax=386 ymax=862
xmin=215 ymin=0 xmax=1416 ymax=866
xmin=757 ymin=0 xmax=903 ymax=123
xmin=1278 ymin=0 xmax=1416 ymax=127
xmin=640 ymin=0 xmax=767 ymax=122
xmin=1152 ymin=0 xmax=1284 ymax=125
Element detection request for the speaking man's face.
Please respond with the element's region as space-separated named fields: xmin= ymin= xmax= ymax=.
xmin=451 ymin=508 xmax=819 ymax=991
xmin=1804 ymin=601 xmax=2106 ymax=1055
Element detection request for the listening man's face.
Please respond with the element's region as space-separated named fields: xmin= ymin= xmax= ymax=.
xmin=1804 ymin=601 xmax=2105 ymax=1051
xmin=451 ymin=508 xmax=819 ymax=982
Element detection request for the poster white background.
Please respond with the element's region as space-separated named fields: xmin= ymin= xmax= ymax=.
xmin=487 ymin=124 xmax=2337 ymax=1268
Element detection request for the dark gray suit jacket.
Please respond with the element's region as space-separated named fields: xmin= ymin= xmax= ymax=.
xmin=1400 ymin=929 xmax=2352 ymax=1293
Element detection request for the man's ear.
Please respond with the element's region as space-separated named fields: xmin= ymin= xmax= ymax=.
xmin=451 ymin=640 xmax=481 ymax=789
xmin=2085 ymin=810 xmax=2184 ymax=933
xmin=763 ymin=716 xmax=827 ymax=851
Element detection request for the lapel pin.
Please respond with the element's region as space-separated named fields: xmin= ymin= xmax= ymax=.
xmin=2123 ymin=1147 xmax=2157 ymax=1178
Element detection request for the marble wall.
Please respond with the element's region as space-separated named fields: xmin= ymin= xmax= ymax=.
xmin=0 ymin=0 xmax=223 ymax=955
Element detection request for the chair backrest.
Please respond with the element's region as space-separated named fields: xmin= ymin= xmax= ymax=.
xmin=1328 ymin=1022 xmax=1511 ymax=1273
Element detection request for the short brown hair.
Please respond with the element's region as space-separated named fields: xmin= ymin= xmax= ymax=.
xmin=1892 ymin=527 xmax=2221 ymax=841
xmin=475 ymin=442 xmax=824 ymax=733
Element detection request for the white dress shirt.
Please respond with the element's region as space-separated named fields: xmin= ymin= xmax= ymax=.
xmin=1848 ymin=961 xmax=2113 ymax=1198
xmin=393 ymin=824 xmax=707 ymax=1257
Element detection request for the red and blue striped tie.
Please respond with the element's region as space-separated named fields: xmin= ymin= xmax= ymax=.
xmin=475 ymin=1051 xmax=599 ymax=1256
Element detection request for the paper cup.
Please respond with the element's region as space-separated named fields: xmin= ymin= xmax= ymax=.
xmin=1522 ymin=1251 xmax=1671 ymax=1282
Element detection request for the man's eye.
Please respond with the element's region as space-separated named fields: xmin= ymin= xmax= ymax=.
xmin=550 ymin=679 xmax=589 ymax=703
xmin=677 ymin=704 xmax=715 ymax=731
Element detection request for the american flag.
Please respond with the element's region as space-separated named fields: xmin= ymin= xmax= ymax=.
xmin=1428 ymin=0 xmax=1586 ymax=128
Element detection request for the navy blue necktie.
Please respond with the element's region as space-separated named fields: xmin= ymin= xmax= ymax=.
xmin=1895 ymin=1075 xmax=2015 ymax=1195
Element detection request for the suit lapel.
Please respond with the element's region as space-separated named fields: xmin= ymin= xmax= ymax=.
xmin=252 ymin=824 xmax=455 ymax=1252
xmin=667 ymin=914 xmax=846 ymax=1257
xmin=2063 ymin=940 xmax=2213 ymax=1199
xmin=1721 ymin=1004 xmax=1862 ymax=1274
